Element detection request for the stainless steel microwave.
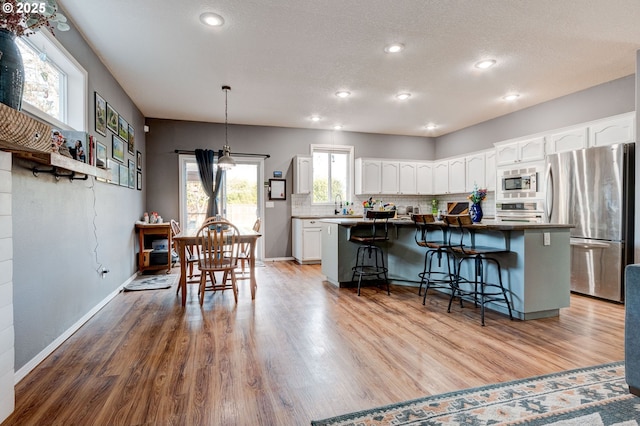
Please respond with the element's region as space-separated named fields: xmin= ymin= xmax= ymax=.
xmin=502 ymin=173 xmax=537 ymax=191
xmin=498 ymin=165 xmax=541 ymax=199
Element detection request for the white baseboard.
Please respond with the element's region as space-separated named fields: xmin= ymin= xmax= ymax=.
xmin=14 ymin=272 xmax=137 ymax=384
xmin=262 ymin=257 xmax=295 ymax=262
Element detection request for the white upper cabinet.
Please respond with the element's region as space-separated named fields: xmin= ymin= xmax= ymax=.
xmin=495 ymin=142 xmax=519 ymax=165
xmin=293 ymin=155 xmax=312 ymax=194
xmin=484 ymin=149 xmax=497 ymax=191
xmin=519 ymin=137 xmax=546 ymax=162
xmin=496 ymin=137 xmax=545 ymax=166
xmin=355 ymin=158 xmax=424 ymax=195
xmin=433 ymin=161 xmax=449 ymax=194
xmin=416 ymin=162 xmax=433 ymax=195
xmin=381 ymin=161 xmax=400 ymax=194
xmin=355 ymin=158 xmax=382 ymax=194
xmin=588 ymin=113 xmax=635 ymax=147
xmin=465 ymin=152 xmax=485 ymax=192
xmin=398 ymin=162 xmax=417 ymax=194
xmin=448 ymin=157 xmax=466 ymax=194
xmin=547 ymin=127 xmax=588 ymax=154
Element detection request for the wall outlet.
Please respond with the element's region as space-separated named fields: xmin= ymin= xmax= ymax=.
xmin=543 ymin=232 xmax=551 ymax=246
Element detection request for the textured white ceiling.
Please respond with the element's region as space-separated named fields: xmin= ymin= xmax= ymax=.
xmin=58 ymin=0 xmax=640 ymax=137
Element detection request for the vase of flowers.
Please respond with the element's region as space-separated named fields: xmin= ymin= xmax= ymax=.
xmin=0 ymin=0 xmax=69 ymax=110
xmin=467 ymin=184 xmax=487 ymax=223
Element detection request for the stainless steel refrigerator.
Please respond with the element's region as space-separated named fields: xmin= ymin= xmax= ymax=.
xmin=545 ymin=143 xmax=634 ymax=302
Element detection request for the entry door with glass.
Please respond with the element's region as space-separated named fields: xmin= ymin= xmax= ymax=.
xmin=179 ymin=155 xmax=264 ymax=259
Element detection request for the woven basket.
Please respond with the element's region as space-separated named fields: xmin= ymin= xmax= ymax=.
xmin=0 ymin=103 xmax=51 ymax=152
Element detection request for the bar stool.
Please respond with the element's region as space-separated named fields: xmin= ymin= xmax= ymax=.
xmin=444 ymin=214 xmax=514 ymax=326
xmin=350 ymin=209 xmax=395 ymax=296
xmin=411 ymin=213 xmax=455 ymax=303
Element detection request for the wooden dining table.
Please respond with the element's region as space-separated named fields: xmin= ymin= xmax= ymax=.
xmin=173 ymin=227 xmax=262 ymax=306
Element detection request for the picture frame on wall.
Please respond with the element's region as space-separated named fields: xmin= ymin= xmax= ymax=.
xmin=119 ymin=163 xmax=128 ymax=186
xmin=268 ymin=178 xmax=286 ymax=200
xmin=106 ymin=159 xmax=117 ymax=184
xmin=118 ymin=115 xmax=129 ymax=141
xmin=136 ymin=150 xmax=142 ymax=170
xmin=96 ymin=141 xmax=107 ymax=168
xmin=112 ymin=135 xmax=125 ymax=163
xmin=94 ymin=92 xmax=107 ymax=136
xmin=106 ymin=103 xmax=118 ymax=134
xmin=137 ymin=171 xmax=142 ymax=190
xmin=128 ymin=159 xmax=135 ymax=189
xmin=128 ymin=125 xmax=135 ymax=153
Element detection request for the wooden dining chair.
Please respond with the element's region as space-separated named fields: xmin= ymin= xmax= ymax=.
xmin=194 ymin=218 xmax=242 ymax=305
xmin=170 ymin=219 xmax=199 ymax=295
xmin=238 ymin=217 xmax=261 ymax=277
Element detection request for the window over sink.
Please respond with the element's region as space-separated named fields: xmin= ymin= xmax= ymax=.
xmin=310 ymin=144 xmax=353 ymax=204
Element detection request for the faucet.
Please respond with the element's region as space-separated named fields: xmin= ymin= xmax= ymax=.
xmin=334 ymin=194 xmax=343 ymax=215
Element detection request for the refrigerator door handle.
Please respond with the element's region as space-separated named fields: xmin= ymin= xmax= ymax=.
xmin=545 ymin=162 xmax=553 ymax=223
xmin=569 ymin=238 xmax=612 ymax=249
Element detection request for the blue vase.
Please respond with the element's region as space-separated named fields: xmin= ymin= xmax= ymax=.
xmin=470 ymin=202 xmax=483 ymax=223
xmin=0 ymin=29 xmax=24 ymax=110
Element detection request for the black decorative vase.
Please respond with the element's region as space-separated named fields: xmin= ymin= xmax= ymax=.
xmin=0 ymin=29 xmax=24 ymax=110
xmin=470 ymin=202 xmax=483 ymax=223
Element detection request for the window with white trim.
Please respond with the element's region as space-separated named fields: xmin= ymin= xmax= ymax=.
xmin=16 ymin=29 xmax=87 ymax=131
xmin=310 ymin=144 xmax=353 ymax=204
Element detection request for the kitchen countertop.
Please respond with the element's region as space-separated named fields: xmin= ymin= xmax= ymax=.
xmin=319 ymin=217 xmax=573 ymax=231
xmin=292 ymin=214 xmax=363 ymax=219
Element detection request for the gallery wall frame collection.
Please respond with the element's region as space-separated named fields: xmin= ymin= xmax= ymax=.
xmin=94 ymin=91 xmax=141 ymax=190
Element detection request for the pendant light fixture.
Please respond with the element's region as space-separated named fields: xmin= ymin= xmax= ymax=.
xmin=217 ymin=85 xmax=236 ymax=170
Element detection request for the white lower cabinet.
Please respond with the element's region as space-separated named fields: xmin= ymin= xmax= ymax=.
xmin=293 ymin=218 xmax=322 ymax=264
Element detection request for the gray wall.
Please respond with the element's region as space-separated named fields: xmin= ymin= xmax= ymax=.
xmin=437 ymin=75 xmax=635 ymax=158
xmin=145 ymin=120 xmax=435 ymax=259
xmin=11 ymin=15 xmax=145 ymax=370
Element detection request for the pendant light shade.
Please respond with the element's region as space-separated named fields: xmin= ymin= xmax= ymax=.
xmin=218 ymin=144 xmax=235 ymax=170
xmin=218 ymin=85 xmax=236 ymax=170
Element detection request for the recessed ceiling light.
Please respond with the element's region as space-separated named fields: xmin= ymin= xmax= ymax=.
xmin=333 ymin=125 xmax=343 ymax=130
xmin=200 ymin=12 xmax=225 ymax=27
xmin=335 ymin=91 xmax=351 ymax=98
xmin=310 ymin=115 xmax=321 ymax=122
xmin=384 ymin=43 xmax=405 ymax=53
xmin=475 ymin=59 xmax=496 ymax=69
xmin=503 ymin=93 xmax=520 ymax=101
xmin=396 ymin=92 xmax=411 ymax=100
xmin=425 ymin=124 xmax=437 ymax=130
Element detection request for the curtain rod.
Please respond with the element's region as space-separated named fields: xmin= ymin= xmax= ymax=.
xmin=173 ymin=149 xmax=270 ymax=158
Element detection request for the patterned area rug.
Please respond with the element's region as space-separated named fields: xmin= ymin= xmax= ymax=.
xmin=311 ymin=362 xmax=639 ymax=425
xmin=123 ymin=274 xmax=178 ymax=291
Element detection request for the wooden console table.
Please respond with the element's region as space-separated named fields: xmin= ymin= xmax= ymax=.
xmin=135 ymin=222 xmax=172 ymax=273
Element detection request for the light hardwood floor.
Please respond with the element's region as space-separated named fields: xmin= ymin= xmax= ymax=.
xmin=2 ymin=261 xmax=625 ymax=425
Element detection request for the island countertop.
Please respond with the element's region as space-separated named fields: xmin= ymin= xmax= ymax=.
xmin=318 ymin=217 xmax=574 ymax=231
xmin=320 ymin=216 xmax=572 ymax=320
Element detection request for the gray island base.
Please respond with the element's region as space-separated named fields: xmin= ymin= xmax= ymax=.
xmin=320 ymin=218 xmax=573 ymax=320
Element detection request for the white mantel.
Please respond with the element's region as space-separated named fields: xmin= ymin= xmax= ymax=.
xmin=0 ymin=151 xmax=14 ymax=422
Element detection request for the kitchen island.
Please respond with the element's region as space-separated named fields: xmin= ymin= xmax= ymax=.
xmin=320 ymin=217 xmax=573 ymax=320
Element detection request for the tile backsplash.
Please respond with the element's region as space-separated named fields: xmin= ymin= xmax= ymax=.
xmin=291 ymin=191 xmax=495 ymax=218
